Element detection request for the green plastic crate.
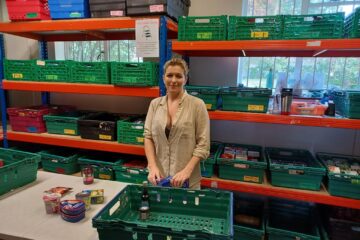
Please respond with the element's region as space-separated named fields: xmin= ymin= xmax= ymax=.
xmin=78 ymin=153 xmax=126 ymax=180
xmin=220 ymin=87 xmax=271 ymax=113
xmin=266 ymin=147 xmax=326 ymax=191
xmin=283 ymin=13 xmax=344 ymax=39
xmin=178 ymin=15 xmax=228 ymax=41
xmin=228 ymin=15 xmax=283 ymax=40
xmin=186 ymin=85 xmax=220 ymax=110
xmin=92 ymin=185 xmax=233 ymax=240
xmin=218 ymin=143 xmax=266 ymax=184
xmin=4 ymin=59 xmax=37 ymax=81
xmin=0 ymin=148 xmax=40 ymax=196
xmin=201 ymin=142 xmax=223 ymax=178
xmin=317 ymin=152 xmax=360 ymax=199
xmin=345 ymin=7 xmax=360 ymax=38
xmin=39 ymin=148 xmax=80 ymax=174
xmin=117 ymin=116 xmax=145 ymax=145
xmin=36 ymin=60 xmax=73 ymax=82
xmin=111 ymin=62 xmax=158 ymax=86
xmin=332 ymin=91 xmax=360 ymax=119
xmin=113 ymin=159 xmax=148 ymax=184
xmin=71 ymin=62 xmax=110 ymax=84
xmin=44 ymin=111 xmax=90 ymax=136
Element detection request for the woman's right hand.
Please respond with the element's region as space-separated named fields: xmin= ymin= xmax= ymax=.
xmin=147 ymin=165 xmax=162 ymax=186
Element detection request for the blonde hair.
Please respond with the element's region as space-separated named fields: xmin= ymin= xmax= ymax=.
xmin=163 ymin=58 xmax=189 ymax=77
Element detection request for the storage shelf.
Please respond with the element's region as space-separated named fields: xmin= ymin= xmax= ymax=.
xmin=201 ymin=176 xmax=360 ymax=209
xmin=7 ymin=131 xmax=145 ymax=155
xmin=209 ymin=111 xmax=360 ymax=129
xmin=172 ymin=39 xmax=360 ymax=57
xmin=2 ymin=80 xmax=159 ymax=97
xmin=0 ymin=16 xmax=177 ymax=41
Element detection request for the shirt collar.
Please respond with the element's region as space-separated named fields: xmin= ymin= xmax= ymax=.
xmin=159 ymin=90 xmax=188 ymax=106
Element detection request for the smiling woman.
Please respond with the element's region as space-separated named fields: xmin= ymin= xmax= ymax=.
xmin=143 ymin=58 xmax=210 ymax=190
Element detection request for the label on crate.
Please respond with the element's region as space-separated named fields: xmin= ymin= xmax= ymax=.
xmin=99 ymin=134 xmax=112 ymax=140
xmin=149 ymin=4 xmax=164 ymax=12
xmin=195 ymin=19 xmax=211 ymax=24
xmin=289 ymin=170 xmax=304 ymax=175
xmin=64 ymin=129 xmax=76 ymax=135
xmin=110 ymin=11 xmax=124 ymax=17
xmin=304 ymin=16 xmax=314 ymax=21
xmin=197 ymin=32 xmax=213 ymax=39
xmin=234 ymin=163 xmax=249 ymax=169
xmin=26 ymin=12 xmax=38 ymax=19
xmin=46 ymin=75 xmax=58 ymax=80
xmin=244 ymin=176 xmax=259 ymax=183
xmin=51 ymin=159 xmax=59 ymax=163
xmin=109 ymin=200 xmax=120 ymax=216
xmin=251 ymin=32 xmax=269 ymax=38
xmin=137 ymin=137 xmax=144 ymax=143
xmin=12 ymin=73 xmax=23 ymax=79
xmin=70 ymin=12 xmax=81 ymax=18
xmin=255 ymin=18 xmax=264 ymax=23
xmin=99 ymin=174 xmax=111 ymax=180
xmin=248 ymin=105 xmax=264 ymax=111
xmin=206 ymin=104 xmax=212 ymax=110
xmin=127 ymin=169 xmax=140 ymax=175
xmin=36 ymin=60 xmax=45 ymax=66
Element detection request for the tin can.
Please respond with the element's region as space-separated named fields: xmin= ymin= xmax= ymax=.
xmin=75 ymin=191 xmax=91 ymax=210
xmin=43 ymin=192 xmax=61 ymax=214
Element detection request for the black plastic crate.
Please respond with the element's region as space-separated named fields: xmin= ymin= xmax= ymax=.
xmin=78 ymin=112 xmax=128 ymax=141
xmin=89 ymin=0 xmax=126 ymax=17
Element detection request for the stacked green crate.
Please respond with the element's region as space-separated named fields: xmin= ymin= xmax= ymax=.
xmin=332 ymin=91 xmax=360 ymax=119
xmin=185 ymin=85 xmax=220 ymax=110
xmin=317 ymin=152 xmax=360 ymax=199
xmin=228 ymin=15 xmax=282 ymax=40
xmin=267 ymin=199 xmax=321 ymax=240
xmin=201 ymin=142 xmax=222 ymax=178
xmin=117 ymin=116 xmax=145 ymax=145
xmin=78 ymin=153 xmax=126 ymax=180
xmin=36 ymin=60 xmax=72 ymax=82
xmin=344 ymin=7 xmax=360 ymax=38
xmin=39 ymin=148 xmax=80 ymax=174
xmin=111 ymin=62 xmax=158 ymax=86
xmin=178 ymin=15 xmax=228 ymax=41
xmin=0 ymin=148 xmax=40 ymax=196
xmin=44 ymin=111 xmax=90 ymax=136
xmin=70 ymin=61 xmax=110 ymax=84
xmin=4 ymin=59 xmax=37 ymax=81
xmin=282 ymin=13 xmax=344 ymax=39
xmin=93 ymin=185 xmax=233 ymax=240
xmin=217 ymin=143 xmax=267 ymax=184
xmin=266 ymin=147 xmax=326 ymax=191
xmin=113 ymin=159 xmax=148 ymax=184
xmin=221 ymin=87 xmax=271 ymax=113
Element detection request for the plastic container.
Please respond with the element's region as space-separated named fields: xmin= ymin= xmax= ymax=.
xmin=332 ymin=90 xmax=360 ymax=119
xmin=201 ymin=142 xmax=222 ymax=178
xmin=92 ymin=185 xmax=233 ymax=240
xmin=89 ymin=0 xmax=126 ymax=18
xmin=6 ymin=0 xmax=51 ymax=21
xmin=4 ymin=59 xmax=38 ymax=81
xmin=36 ymin=60 xmax=73 ymax=82
xmin=290 ymin=99 xmax=327 ymax=116
xmin=117 ymin=116 xmax=145 ymax=145
xmin=185 ymin=85 xmax=220 ymax=111
xmin=70 ymin=61 xmax=110 ymax=84
xmin=48 ymin=0 xmax=90 ymax=19
xmin=40 ymin=148 xmax=80 ymax=174
xmin=44 ymin=111 xmax=90 ymax=136
xmin=113 ymin=159 xmax=148 ymax=184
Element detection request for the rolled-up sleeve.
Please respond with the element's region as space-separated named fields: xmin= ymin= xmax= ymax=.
xmin=192 ymin=101 xmax=210 ymax=160
xmin=144 ymin=99 xmax=155 ymax=140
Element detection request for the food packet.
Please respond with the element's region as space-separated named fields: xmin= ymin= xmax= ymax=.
xmin=45 ymin=187 xmax=72 ymax=196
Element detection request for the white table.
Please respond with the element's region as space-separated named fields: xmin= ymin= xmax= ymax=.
xmin=0 ymin=171 xmax=128 ymax=240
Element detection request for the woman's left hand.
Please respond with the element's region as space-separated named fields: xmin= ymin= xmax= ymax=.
xmin=171 ymin=168 xmax=191 ymax=187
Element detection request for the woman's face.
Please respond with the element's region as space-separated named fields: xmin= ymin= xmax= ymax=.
xmin=164 ymin=65 xmax=187 ymax=95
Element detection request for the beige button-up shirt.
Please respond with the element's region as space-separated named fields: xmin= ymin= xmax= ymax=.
xmin=144 ymin=91 xmax=210 ymax=188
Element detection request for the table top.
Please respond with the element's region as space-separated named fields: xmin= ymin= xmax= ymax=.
xmin=0 ymin=171 xmax=128 ymax=240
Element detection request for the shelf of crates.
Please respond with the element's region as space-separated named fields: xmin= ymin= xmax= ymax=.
xmin=0 ymin=16 xmax=177 ymax=41
xmin=6 ymin=130 xmax=145 ymax=155
xmin=201 ymin=176 xmax=360 ymax=209
xmin=172 ymin=39 xmax=360 ymax=57
xmin=2 ymin=80 xmax=160 ymax=97
xmin=208 ymin=111 xmax=360 ymax=129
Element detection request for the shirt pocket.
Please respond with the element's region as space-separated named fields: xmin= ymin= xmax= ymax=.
xmin=180 ymin=121 xmax=194 ymax=139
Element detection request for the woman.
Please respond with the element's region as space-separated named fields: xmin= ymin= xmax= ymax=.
xmin=144 ymin=58 xmax=210 ymax=189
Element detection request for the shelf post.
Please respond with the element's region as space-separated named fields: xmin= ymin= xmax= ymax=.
xmin=39 ymin=41 xmax=50 ymax=104
xmin=0 ymin=34 xmax=8 ymax=147
xmin=159 ymin=16 xmax=167 ymax=96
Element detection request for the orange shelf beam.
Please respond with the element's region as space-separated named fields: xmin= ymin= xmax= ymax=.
xmin=172 ymin=39 xmax=360 ymax=57
xmin=201 ymin=177 xmax=360 ymax=209
xmin=7 ymin=131 xmax=145 ymax=155
xmin=209 ymin=111 xmax=360 ymax=129
xmin=0 ymin=17 xmax=177 ymax=41
xmin=2 ymin=80 xmax=159 ymax=97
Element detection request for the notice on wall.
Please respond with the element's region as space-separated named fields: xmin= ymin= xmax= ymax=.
xmin=135 ymin=19 xmax=159 ymax=58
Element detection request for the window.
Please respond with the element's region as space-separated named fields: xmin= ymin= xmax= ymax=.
xmin=239 ymin=0 xmax=360 ymax=95
xmin=64 ymin=40 xmax=142 ymax=62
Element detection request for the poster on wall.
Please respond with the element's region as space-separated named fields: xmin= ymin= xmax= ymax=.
xmin=135 ymin=19 xmax=159 ymax=58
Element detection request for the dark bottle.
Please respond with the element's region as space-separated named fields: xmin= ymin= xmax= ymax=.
xmin=139 ymin=181 xmax=150 ymax=220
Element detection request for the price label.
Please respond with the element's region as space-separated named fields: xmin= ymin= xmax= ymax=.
xmin=149 ymin=4 xmax=164 ymax=12
xmin=244 ymin=176 xmax=259 ymax=183
xmin=248 ymin=105 xmax=264 ymax=111
xmin=36 ymin=60 xmax=45 ymax=66
xmin=12 ymin=73 xmax=23 ymax=79
xmin=110 ymin=10 xmax=124 ymax=16
xmin=99 ymin=134 xmax=112 ymax=140
xmin=251 ymin=32 xmax=269 ymax=38
xmin=64 ymin=129 xmax=76 ymax=135
xmin=137 ymin=137 xmax=144 ymax=143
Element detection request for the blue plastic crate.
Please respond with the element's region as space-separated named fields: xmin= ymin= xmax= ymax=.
xmin=48 ymin=0 xmax=90 ymax=19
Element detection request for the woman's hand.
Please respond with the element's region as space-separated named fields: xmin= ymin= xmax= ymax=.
xmin=171 ymin=168 xmax=191 ymax=187
xmin=147 ymin=165 xmax=162 ymax=186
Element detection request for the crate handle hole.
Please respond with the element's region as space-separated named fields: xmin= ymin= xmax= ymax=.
xmin=156 ymin=193 xmax=161 ymax=202
xmin=195 ymin=197 xmax=199 ymax=206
